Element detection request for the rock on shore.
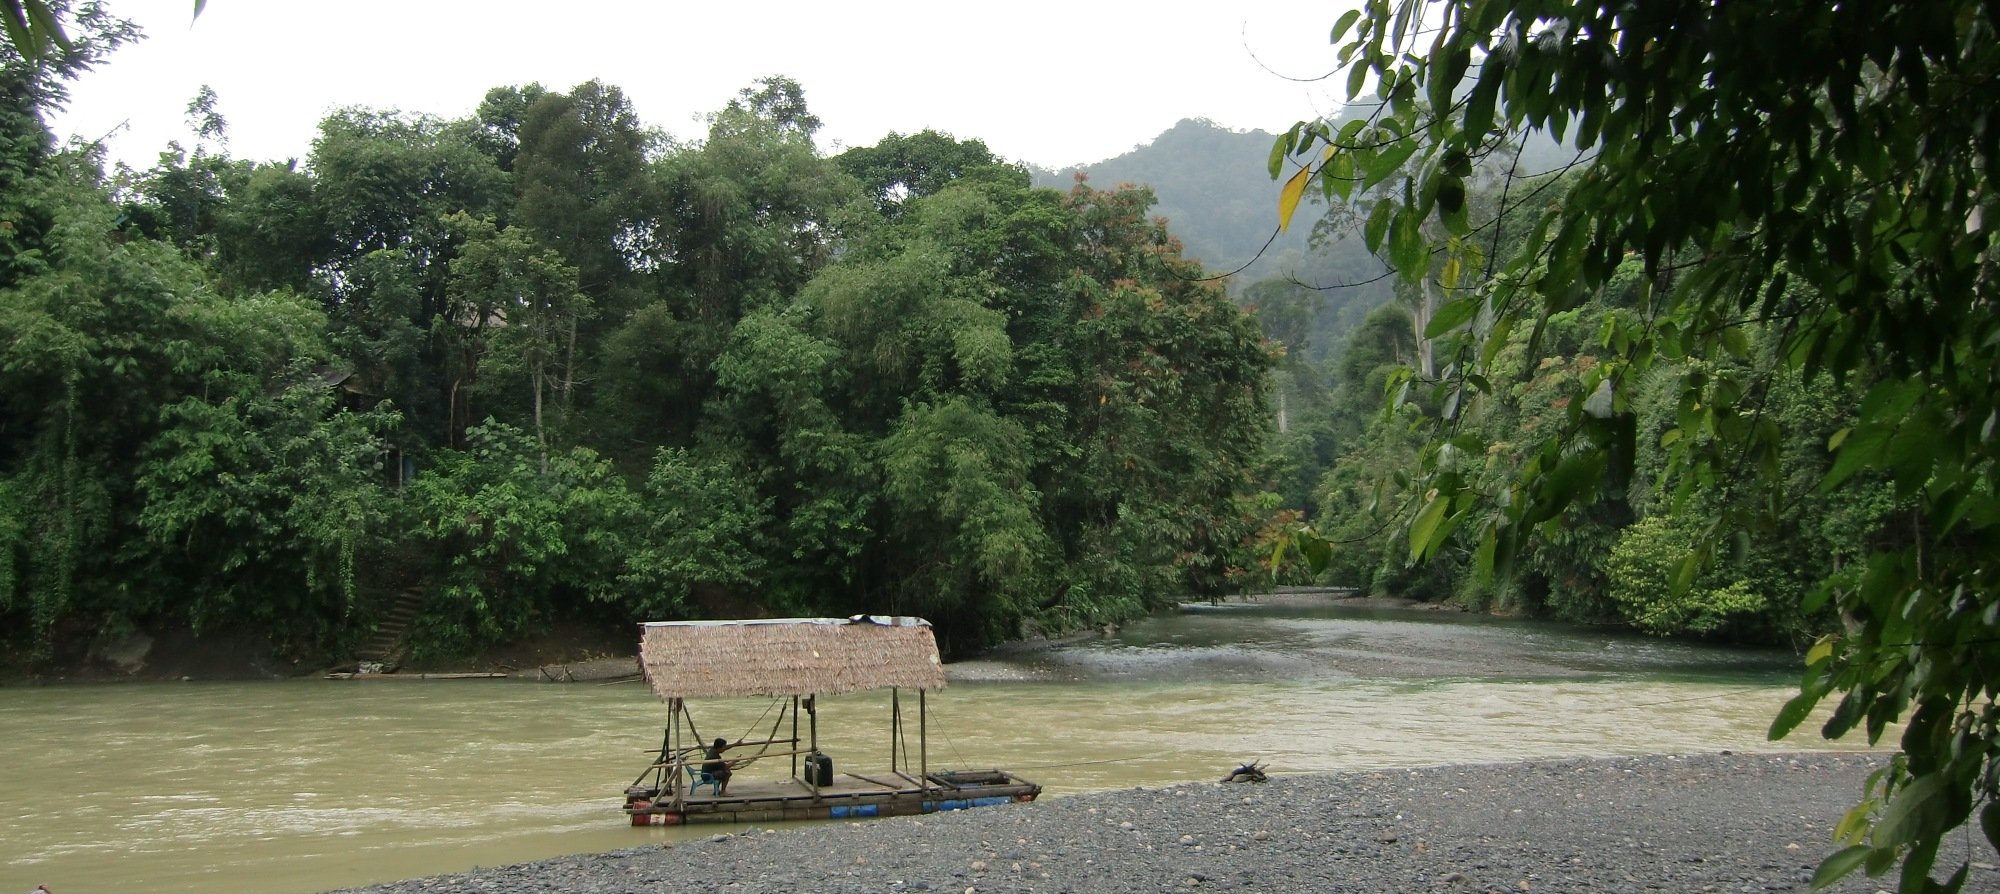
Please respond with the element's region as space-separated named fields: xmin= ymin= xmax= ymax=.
xmin=330 ymin=752 xmax=1996 ymax=894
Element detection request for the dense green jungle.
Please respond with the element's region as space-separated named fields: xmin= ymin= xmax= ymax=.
xmin=10 ymin=1 xmax=1996 ymax=890
xmin=0 ymin=7 xmax=1879 ymax=673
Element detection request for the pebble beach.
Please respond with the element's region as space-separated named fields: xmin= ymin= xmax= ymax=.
xmin=327 ymin=751 xmax=1999 ymax=894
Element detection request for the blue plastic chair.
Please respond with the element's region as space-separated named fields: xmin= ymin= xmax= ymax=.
xmin=686 ymin=764 xmax=723 ymax=796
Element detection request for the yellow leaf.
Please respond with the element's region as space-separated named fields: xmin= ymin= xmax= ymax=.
xmin=1278 ymin=165 xmax=1311 ymax=232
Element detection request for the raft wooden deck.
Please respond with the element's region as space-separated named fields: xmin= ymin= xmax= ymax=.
xmin=625 ymin=769 xmax=1039 ymax=825
xmin=324 ymin=671 xmax=509 ymax=680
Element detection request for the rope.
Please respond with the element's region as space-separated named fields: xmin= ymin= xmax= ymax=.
xmin=924 ymin=704 xmax=1152 ymax=772
xmin=1006 ymin=755 xmax=1154 ymax=771
xmin=895 ymin=693 xmax=918 ymax=775
xmin=754 ymin=699 xmax=788 ymax=760
xmin=1616 ymin=686 xmax=1776 ymax=711
xmin=738 ymin=697 xmax=780 ymax=745
xmin=924 ymin=702 xmax=972 ymax=767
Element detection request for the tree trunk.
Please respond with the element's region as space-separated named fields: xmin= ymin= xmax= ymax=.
xmin=532 ymin=362 xmax=547 ymax=475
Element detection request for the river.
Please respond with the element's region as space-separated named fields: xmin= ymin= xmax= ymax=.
xmin=1 ymin=599 xmax=1865 ymax=894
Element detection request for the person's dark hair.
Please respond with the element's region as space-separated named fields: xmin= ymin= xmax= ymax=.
xmin=713 ymin=737 xmax=727 ymax=750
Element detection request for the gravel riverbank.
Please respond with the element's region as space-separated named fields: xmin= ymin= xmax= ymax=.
xmin=331 ymin=752 xmax=1994 ymax=894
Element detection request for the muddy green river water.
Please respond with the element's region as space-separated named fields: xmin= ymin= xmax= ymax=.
xmin=1 ymin=601 xmax=1868 ymax=894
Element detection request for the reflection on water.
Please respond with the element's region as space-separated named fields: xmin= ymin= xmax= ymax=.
xmin=1 ymin=602 xmax=1852 ymax=894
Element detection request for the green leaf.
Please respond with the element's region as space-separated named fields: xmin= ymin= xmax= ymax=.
xmin=1802 ymin=583 xmax=1832 ymax=613
xmin=1464 ymin=69 xmax=1501 ymax=139
xmin=1298 ymin=529 xmax=1332 ymax=573
xmin=1898 ymin=836 xmax=1940 ymax=893
xmin=1389 ymin=208 xmax=1427 ymax=279
xmin=1364 ymin=140 xmax=1421 ymax=188
xmin=22 ymin=0 xmax=64 ymax=50
xmin=1346 ymin=58 xmax=1369 ymax=98
xmin=1862 ymin=843 xmax=1898 ymax=877
xmin=1425 ymin=296 xmax=1478 ymax=338
xmin=1532 ymin=454 xmax=1603 ymax=523
xmin=1720 ymin=326 xmax=1751 ymax=359
xmin=1671 ymin=551 xmax=1700 ymax=595
xmin=1810 ymin=846 xmax=1872 ymax=889
xmin=2 ymin=1 xmax=37 ymax=56
xmin=1364 ymin=200 xmax=1397 ymax=253
xmin=1268 ymin=125 xmax=1299 ymax=178
xmin=1874 ymin=771 xmax=1950 ymax=847
xmin=1822 ymin=425 xmax=1890 ymax=491
xmin=1436 ymin=176 xmax=1468 ymax=234
xmin=1330 ymin=8 xmax=1362 ymax=43
xmin=1408 ymin=493 xmax=1449 ymax=562
xmin=1473 ymin=521 xmax=1497 ymax=581
xmin=1835 ymin=799 xmax=1876 ymax=846
xmin=1769 ymin=691 xmax=1819 ymax=740
xmin=1326 ymin=149 xmax=1358 ymax=201
xmin=1429 ymin=47 xmax=1472 ymax=116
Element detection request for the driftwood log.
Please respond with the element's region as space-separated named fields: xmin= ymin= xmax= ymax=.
xmin=1220 ymin=760 xmax=1268 ymax=783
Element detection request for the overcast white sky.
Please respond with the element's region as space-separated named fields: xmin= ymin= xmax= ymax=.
xmin=50 ymin=1 xmax=1357 ymax=173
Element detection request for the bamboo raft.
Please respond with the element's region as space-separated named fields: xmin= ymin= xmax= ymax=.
xmin=625 ymin=763 xmax=1040 ymax=825
xmin=324 ymin=671 xmax=509 ymax=680
xmin=621 ymin=616 xmax=1041 ymax=826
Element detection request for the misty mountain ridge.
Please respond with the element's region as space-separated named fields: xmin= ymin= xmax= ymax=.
xmin=1030 ymin=118 xmax=1313 ymax=283
xmin=1028 ymin=116 xmax=1578 ymax=288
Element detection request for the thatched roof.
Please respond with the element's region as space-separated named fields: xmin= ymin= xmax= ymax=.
xmin=638 ymin=616 xmax=946 ymax=699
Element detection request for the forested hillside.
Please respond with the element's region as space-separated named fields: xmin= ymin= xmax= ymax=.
xmin=1258 ymin=122 xmax=1885 ymax=644
xmin=0 ymin=13 xmax=1277 ymax=665
xmin=1033 ymin=119 xmax=1396 ymax=360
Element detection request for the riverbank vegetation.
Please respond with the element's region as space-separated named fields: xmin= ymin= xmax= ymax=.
xmin=0 ymin=8 xmax=1276 ymax=666
xmin=1268 ymin=0 xmax=2000 ymax=889
xmin=0 ymin=5 xmax=1939 ymax=670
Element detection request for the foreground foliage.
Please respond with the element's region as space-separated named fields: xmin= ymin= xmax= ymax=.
xmin=1275 ymin=0 xmax=1999 ymax=889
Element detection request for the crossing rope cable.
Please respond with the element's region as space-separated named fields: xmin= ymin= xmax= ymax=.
xmin=1615 ymin=686 xmax=1779 ymax=711
xmin=927 ymin=700 xmax=1153 ymax=771
xmin=1004 ymin=755 xmax=1155 ymax=771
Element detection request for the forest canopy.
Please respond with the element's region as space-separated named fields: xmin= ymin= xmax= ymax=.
xmin=0 ymin=10 xmax=1277 ymax=662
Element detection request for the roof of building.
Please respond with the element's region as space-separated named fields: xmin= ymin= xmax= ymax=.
xmin=636 ymin=616 xmax=947 ymax=699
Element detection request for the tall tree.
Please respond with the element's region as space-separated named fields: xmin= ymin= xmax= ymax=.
xmin=834 ymin=129 xmax=1010 ymax=214
xmin=595 ymin=77 xmax=856 ymax=454
xmin=306 ymin=107 xmax=510 ymax=448
xmin=512 ymin=79 xmax=652 ymax=302
xmin=1275 ymin=1 xmax=2000 ymax=889
xmin=441 ymin=213 xmax=589 ymax=458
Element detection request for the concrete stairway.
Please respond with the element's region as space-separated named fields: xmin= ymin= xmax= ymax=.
xmin=355 ymin=585 xmax=426 ymax=666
